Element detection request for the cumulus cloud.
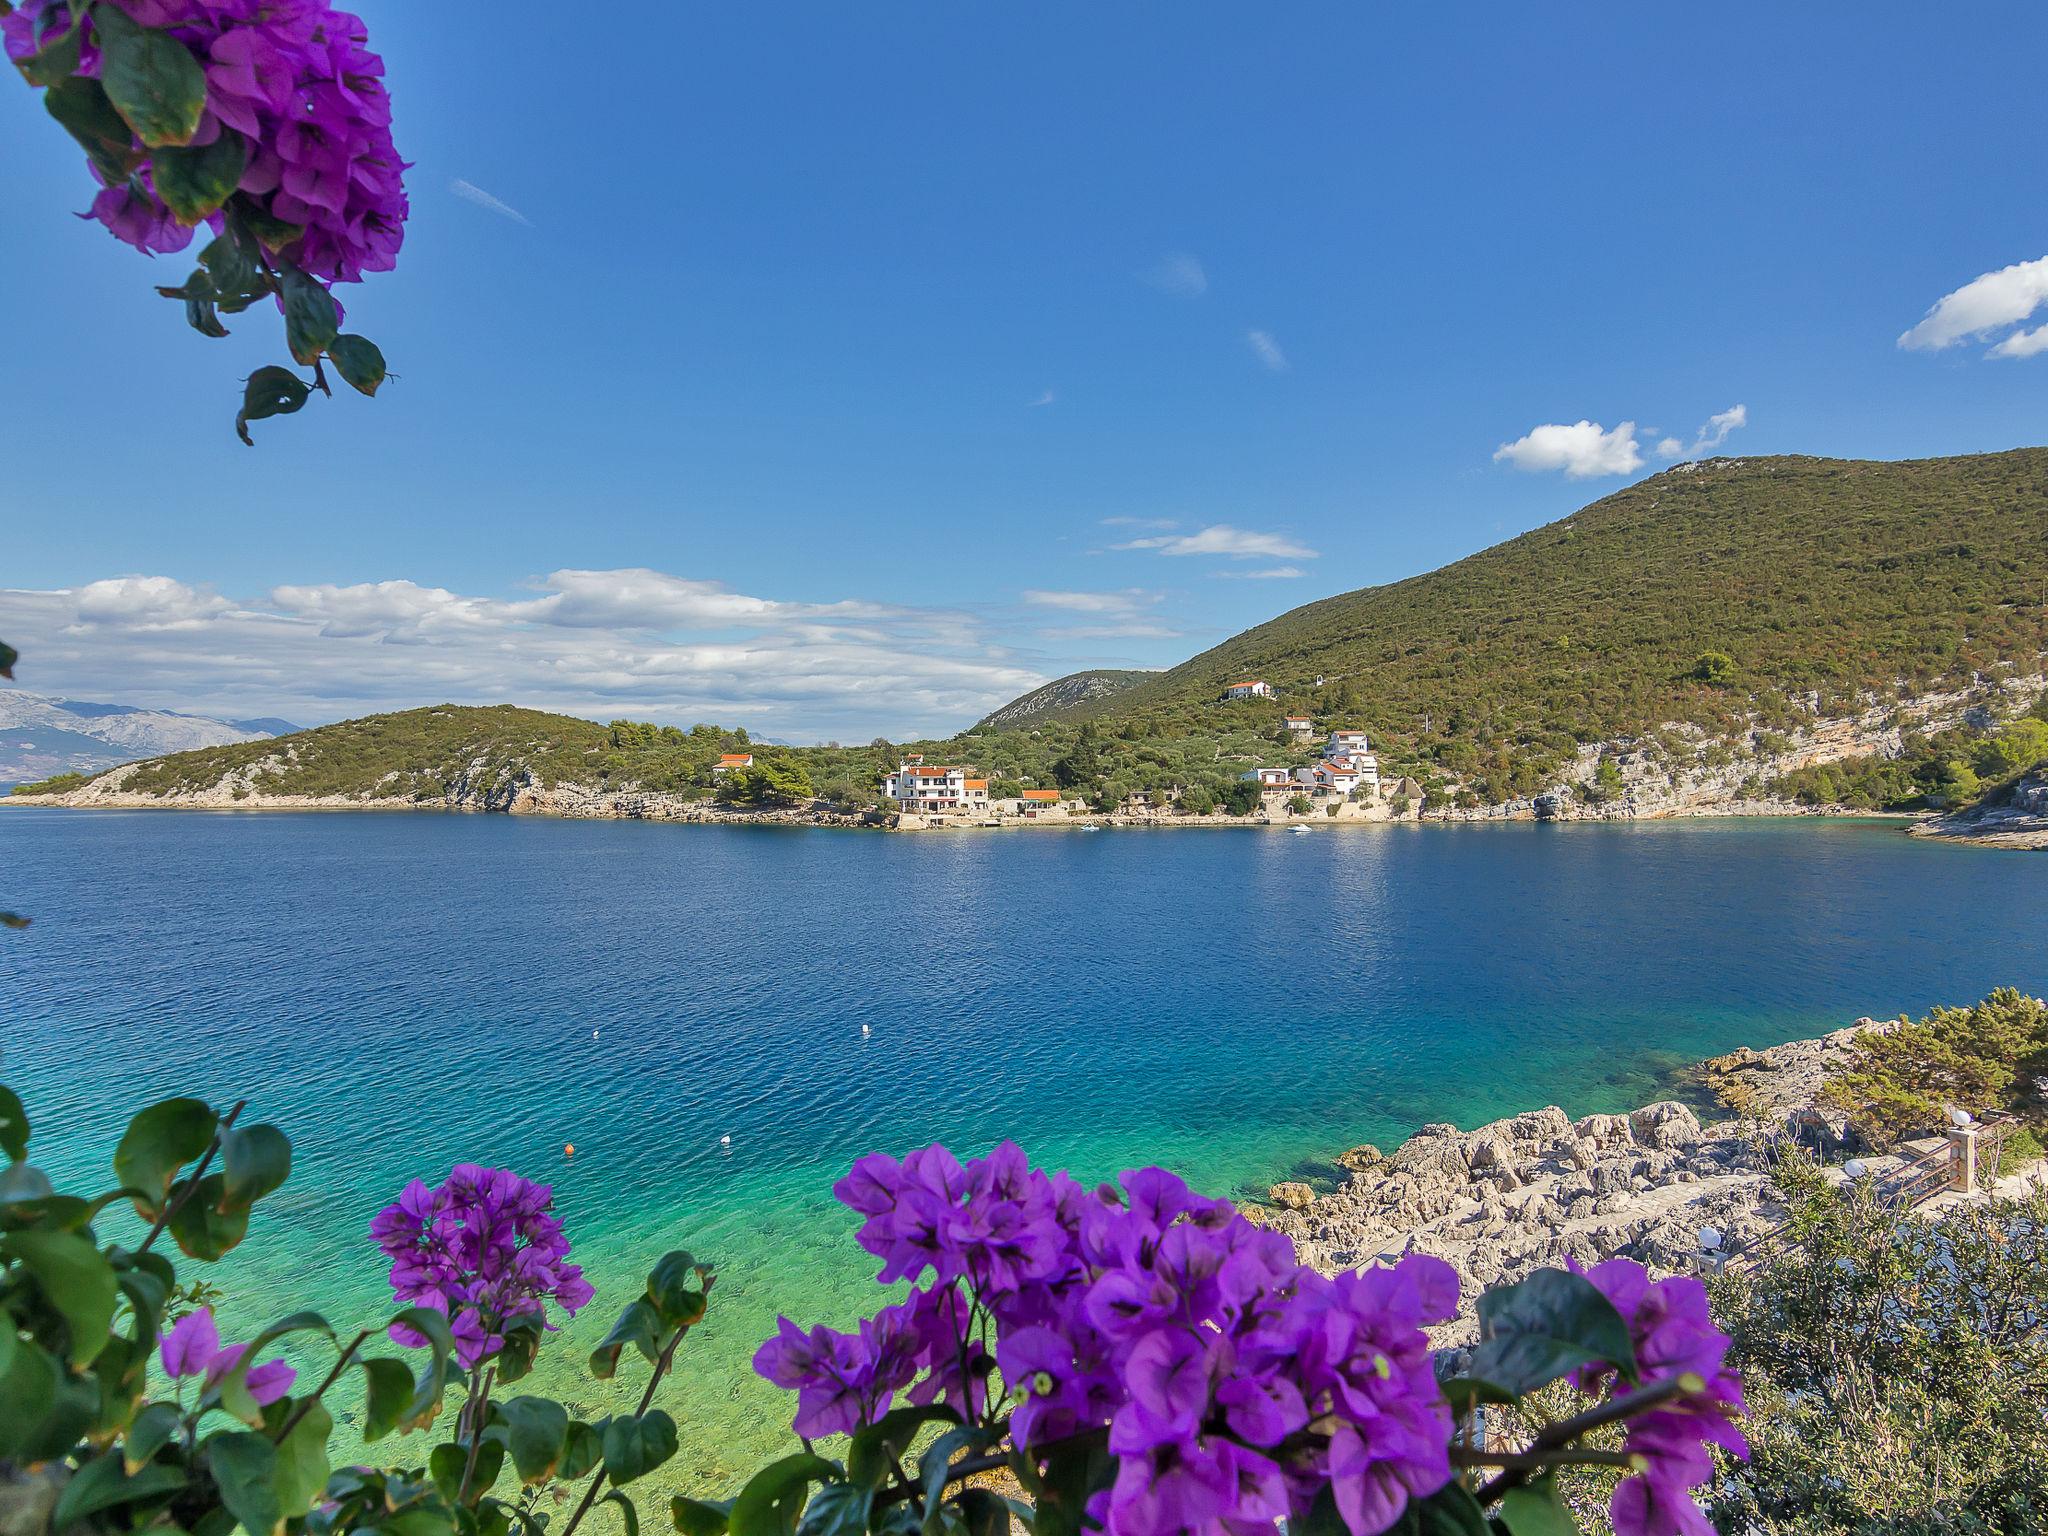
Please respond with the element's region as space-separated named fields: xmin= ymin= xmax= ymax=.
xmin=1989 ymin=324 xmax=2048 ymax=360
xmin=1654 ymin=403 xmax=1748 ymax=460
xmin=1143 ymin=253 xmax=1208 ymax=297
xmin=1898 ymin=255 xmax=2048 ymax=356
xmin=449 ymin=178 xmax=531 ymax=226
xmin=1 ymin=568 xmax=1048 ymax=742
xmin=1493 ymin=420 xmax=1645 ymax=478
xmin=1112 ymin=524 xmax=1319 ymax=561
xmin=1246 ymin=330 xmax=1288 ymax=371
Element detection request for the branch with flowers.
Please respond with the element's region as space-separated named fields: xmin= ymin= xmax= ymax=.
xmin=4 ymin=0 xmax=404 ymax=441
xmin=0 ymin=1082 xmax=1745 ymax=1536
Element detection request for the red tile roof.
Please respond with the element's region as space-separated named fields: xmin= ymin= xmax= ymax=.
xmin=1021 ymin=789 xmax=1062 ymax=801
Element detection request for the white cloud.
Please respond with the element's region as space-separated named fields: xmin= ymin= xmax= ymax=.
xmin=1246 ymin=330 xmax=1288 ymax=372
xmin=1027 ymin=389 xmax=1057 ymax=408
xmin=1213 ymin=566 xmax=1304 ymax=580
xmin=1020 ymin=589 xmax=1162 ymax=615
xmin=1143 ymin=253 xmax=1208 ymax=297
xmin=1099 ymin=517 xmax=1178 ymax=531
xmin=449 ymin=178 xmax=531 ymax=226
xmin=1112 ymin=524 xmax=1319 ymax=560
xmin=1898 ymin=255 xmax=2048 ymax=355
xmin=1035 ymin=623 xmax=1185 ymax=642
xmin=1 ymin=568 xmax=1048 ymax=743
xmin=70 ymin=576 xmax=231 ymax=630
xmin=1989 ymin=323 xmax=2048 ymax=359
xmin=1654 ymin=403 xmax=1748 ymax=459
xmin=1493 ymin=420 xmax=1644 ymax=478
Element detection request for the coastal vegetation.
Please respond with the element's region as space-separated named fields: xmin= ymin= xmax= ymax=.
xmin=1819 ymin=987 xmax=2048 ymax=1148
xmin=14 ymin=451 xmax=2048 ymax=820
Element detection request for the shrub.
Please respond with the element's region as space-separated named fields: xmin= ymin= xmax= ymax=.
xmin=1822 ymin=987 xmax=2048 ymax=1145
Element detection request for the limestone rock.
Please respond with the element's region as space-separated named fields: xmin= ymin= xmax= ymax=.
xmin=1268 ymin=1181 xmax=1316 ymax=1211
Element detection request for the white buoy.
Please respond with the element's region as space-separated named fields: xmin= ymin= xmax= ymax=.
xmin=592 ymin=1029 xmax=600 ymax=1039
xmin=862 ymin=1024 xmax=871 ymax=1037
xmin=720 ymin=1134 xmax=732 ymax=1147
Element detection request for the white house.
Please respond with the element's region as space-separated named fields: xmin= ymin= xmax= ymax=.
xmin=712 ymin=752 xmax=754 ymax=776
xmin=1297 ymin=760 xmax=1365 ymax=795
xmin=1283 ymin=714 xmax=1314 ymax=738
xmin=1243 ymin=766 xmax=1294 ymax=788
xmin=1222 ymin=680 xmax=1275 ymax=701
xmin=1324 ymin=730 xmax=1369 ymax=758
xmin=884 ymin=761 xmax=979 ymax=811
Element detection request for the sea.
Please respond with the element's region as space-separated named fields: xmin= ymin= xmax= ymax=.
xmin=3 ymin=809 xmax=2045 ymax=1489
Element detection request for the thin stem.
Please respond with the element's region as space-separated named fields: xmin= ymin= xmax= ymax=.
xmin=874 ymin=1449 xmax=1012 ymax=1508
xmin=136 ymin=1100 xmax=245 ymax=1257
xmin=1473 ymin=1374 xmax=1698 ymax=1504
xmin=457 ymin=1365 xmax=497 ymax=1505
xmin=273 ymin=1328 xmax=371 ymax=1443
xmin=1451 ymin=1447 xmax=1638 ymax=1472
xmin=560 ymin=1325 xmax=689 ymax=1536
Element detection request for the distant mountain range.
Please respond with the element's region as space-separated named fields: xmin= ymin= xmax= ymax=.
xmin=0 ymin=690 xmax=297 ymax=788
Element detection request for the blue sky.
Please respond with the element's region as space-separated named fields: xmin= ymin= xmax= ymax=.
xmin=4 ymin=2 xmax=2046 ymax=739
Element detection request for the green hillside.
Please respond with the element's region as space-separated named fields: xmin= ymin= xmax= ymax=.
xmin=974 ymin=669 xmax=1155 ymax=729
xmin=1049 ymin=451 xmax=2048 ymax=797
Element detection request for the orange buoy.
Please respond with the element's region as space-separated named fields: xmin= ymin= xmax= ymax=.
xmin=564 ymin=1143 xmax=576 ymax=1157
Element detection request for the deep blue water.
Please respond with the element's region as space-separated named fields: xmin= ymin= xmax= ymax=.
xmin=2 ymin=809 xmax=2044 ymax=1484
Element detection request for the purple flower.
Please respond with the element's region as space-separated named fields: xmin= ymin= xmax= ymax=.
xmin=371 ymin=1164 xmax=591 ymax=1369
xmin=158 ymin=1307 xmax=297 ymax=1405
xmin=1572 ymin=1261 xmax=1748 ymax=1536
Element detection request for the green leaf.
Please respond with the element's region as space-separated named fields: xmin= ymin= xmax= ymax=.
xmin=0 ymin=1083 xmax=27 ymax=1161
xmin=230 ymin=196 xmax=303 ymax=254
xmin=271 ymin=1401 xmax=332 ymax=1519
xmin=949 ymin=1490 xmax=1011 ymax=1536
xmin=1494 ymin=1477 xmax=1579 ymax=1536
xmin=7 ymin=1227 xmax=118 ymax=1365
xmin=847 ymin=1404 xmax=961 ymax=1489
xmin=114 ymin=1098 xmax=217 ymax=1216
xmin=601 ymin=1410 xmax=679 ymax=1485
xmin=359 ymin=1356 xmax=416 ymax=1443
xmin=167 ymin=1173 xmax=251 ymax=1260
xmin=493 ymin=1313 xmax=543 ymax=1384
xmin=729 ymin=1453 xmax=836 ymax=1536
xmin=198 ymin=228 xmax=266 ymax=308
xmin=44 ymin=76 xmax=140 ymax=181
xmin=430 ymin=1437 xmax=504 ymax=1502
xmin=604 ymin=1491 xmax=643 ymax=1536
xmin=918 ymin=1428 xmax=991 ymax=1533
xmin=164 ymin=267 xmax=231 ymax=338
xmin=494 ymin=1396 xmax=569 ymax=1484
xmin=328 ymin=334 xmax=388 ymax=397
xmin=559 ymin=1418 xmax=603 ymax=1480
xmin=1438 ymin=1376 xmax=1517 ymax=1415
xmin=17 ymin=12 xmax=84 ymax=87
xmin=795 ymin=1482 xmax=870 ymax=1536
xmin=389 ymin=1305 xmax=456 ymax=1431
xmin=125 ymin=1401 xmax=184 ymax=1471
xmin=219 ymin=1123 xmax=291 ymax=1211
xmin=236 ymin=366 xmax=313 ymax=446
xmin=589 ymin=1297 xmax=662 ymax=1378
xmin=673 ymin=1496 xmax=735 ymax=1536
xmin=1470 ymin=1269 xmax=1638 ymax=1396
xmin=279 ymin=262 xmax=340 ymax=364
xmin=0 ymin=1340 xmax=58 ymax=1460
xmin=1408 ymin=1483 xmax=1493 ymax=1536
xmin=52 ymin=1453 xmax=188 ymax=1529
xmin=211 ymin=1312 xmax=333 ymax=1426
xmin=208 ymin=1430 xmax=283 ymax=1536
xmin=94 ymin=5 xmax=208 ymax=147
xmin=153 ymin=131 xmax=248 ymax=225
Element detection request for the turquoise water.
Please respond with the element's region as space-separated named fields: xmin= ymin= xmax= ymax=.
xmin=3 ymin=810 xmax=2045 ymax=1489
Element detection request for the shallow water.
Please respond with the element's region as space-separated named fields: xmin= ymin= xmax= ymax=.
xmin=3 ymin=809 xmax=2044 ymax=1489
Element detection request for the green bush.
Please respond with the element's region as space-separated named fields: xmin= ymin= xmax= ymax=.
xmin=1822 ymin=987 xmax=2048 ymax=1146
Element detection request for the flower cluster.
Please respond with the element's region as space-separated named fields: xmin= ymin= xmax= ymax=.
xmin=158 ymin=1306 xmax=297 ymax=1404
xmin=3 ymin=0 xmax=407 ymax=281
xmin=1573 ymin=1260 xmax=1748 ymax=1536
xmin=754 ymin=1143 xmax=1461 ymax=1536
xmin=371 ymin=1164 xmax=594 ymax=1369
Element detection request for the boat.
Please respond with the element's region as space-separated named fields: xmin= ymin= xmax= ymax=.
xmin=1290 ymin=824 xmax=1313 ymax=834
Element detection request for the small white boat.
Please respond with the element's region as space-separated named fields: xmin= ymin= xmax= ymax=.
xmin=1290 ymin=824 xmax=1312 ymax=834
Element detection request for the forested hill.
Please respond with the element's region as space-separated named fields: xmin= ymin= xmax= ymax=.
xmin=1047 ymin=450 xmax=2048 ymax=787
xmin=974 ymin=670 xmax=1153 ymax=729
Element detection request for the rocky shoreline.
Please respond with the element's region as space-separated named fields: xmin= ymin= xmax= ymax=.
xmin=1250 ymin=1025 xmax=1878 ymax=1332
